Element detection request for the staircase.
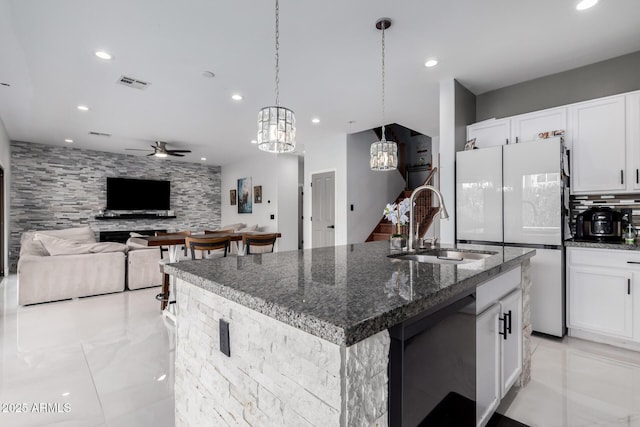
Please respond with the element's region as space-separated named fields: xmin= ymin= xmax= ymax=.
xmin=366 ymin=168 xmax=440 ymax=243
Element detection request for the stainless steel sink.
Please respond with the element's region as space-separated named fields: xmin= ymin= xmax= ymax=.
xmin=388 ymin=249 xmax=498 ymax=264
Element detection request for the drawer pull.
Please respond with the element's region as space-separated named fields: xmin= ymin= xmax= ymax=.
xmin=626 ymin=261 xmax=640 ymax=264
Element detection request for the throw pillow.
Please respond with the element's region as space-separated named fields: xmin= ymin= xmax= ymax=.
xmin=126 ymin=237 xmax=151 ymax=250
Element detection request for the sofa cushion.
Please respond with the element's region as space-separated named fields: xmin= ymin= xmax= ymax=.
xmin=219 ymin=223 xmax=245 ymax=231
xmin=34 ymin=234 xmax=127 ymax=256
xmin=39 ymin=226 xmax=96 ymax=243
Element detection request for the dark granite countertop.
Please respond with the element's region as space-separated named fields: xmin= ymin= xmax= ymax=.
xmin=164 ymin=241 xmax=535 ymax=346
xmin=565 ymin=239 xmax=640 ymax=250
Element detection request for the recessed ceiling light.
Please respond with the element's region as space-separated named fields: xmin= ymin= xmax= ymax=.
xmin=311 ymin=118 xmax=320 ymax=124
xmin=250 ymin=139 xmax=258 ymax=144
xmin=231 ymin=94 xmax=243 ymax=101
xmin=77 ymin=105 xmax=89 ymax=111
xmin=61 ymin=392 xmax=70 ymax=397
xmin=157 ymin=374 xmax=167 ymax=382
xmin=95 ymin=50 xmax=112 ymax=60
xmin=425 ymin=59 xmax=438 ymax=68
xmin=201 ymin=157 xmax=206 ymax=161
xmin=64 ymin=139 xmax=73 ymax=143
xmin=576 ymin=0 xmax=598 ymax=10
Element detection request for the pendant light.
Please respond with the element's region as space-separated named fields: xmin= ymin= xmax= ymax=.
xmin=257 ymin=0 xmax=296 ymax=153
xmin=370 ymin=18 xmax=398 ymax=171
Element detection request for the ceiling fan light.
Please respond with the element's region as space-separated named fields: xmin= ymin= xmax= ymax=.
xmin=155 ymin=152 xmax=168 ymax=158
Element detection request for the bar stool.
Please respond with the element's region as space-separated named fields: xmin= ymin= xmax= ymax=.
xmin=155 ymin=230 xmax=192 ymax=312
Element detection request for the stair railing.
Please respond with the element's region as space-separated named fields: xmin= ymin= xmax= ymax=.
xmin=411 ymin=167 xmax=439 ymax=240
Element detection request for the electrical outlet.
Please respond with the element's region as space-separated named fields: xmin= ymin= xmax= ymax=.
xmin=220 ymin=319 xmax=230 ymax=357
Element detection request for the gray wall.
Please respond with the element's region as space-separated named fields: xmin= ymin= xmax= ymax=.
xmin=477 ymin=50 xmax=640 ymax=120
xmin=455 ymin=80 xmax=477 ymax=151
xmin=10 ymin=141 xmax=221 ymax=271
xmin=0 ymin=118 xmax=10 ymax=275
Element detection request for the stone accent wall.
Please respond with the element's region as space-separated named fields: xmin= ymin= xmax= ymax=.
xmin=9 ymin=141 xmax=221 ymax=271
xmin=520 ymin=259 xmax=532 ymax=387
xmin=175 ymin=279 xmax=390 ymax=427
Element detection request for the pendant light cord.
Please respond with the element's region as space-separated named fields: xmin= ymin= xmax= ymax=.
xmin=275 ymin=0 xmax=280 ymax=107
xmin=381 ymin=23 xmax=386 ymax=141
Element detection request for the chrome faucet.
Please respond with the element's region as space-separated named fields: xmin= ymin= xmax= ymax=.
xmin=408 ymin=185 xmax=449 ymax=252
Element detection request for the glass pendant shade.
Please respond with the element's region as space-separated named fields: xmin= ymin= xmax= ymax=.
xmin=257 ymin=105 xmax=296 ymax=153
xmin=370 ymin=138 xmax=398 ymax=170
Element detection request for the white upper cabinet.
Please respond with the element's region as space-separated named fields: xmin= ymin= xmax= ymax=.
xmin=627 ymin=92 xmax=640 ymax=191
xmin=467 ymin=118 xmax=511 ymax=149
xmin=569 ymin=95 xmax=626 ymax=194
xmin=510 ymin=107 xmax=567 ymax=145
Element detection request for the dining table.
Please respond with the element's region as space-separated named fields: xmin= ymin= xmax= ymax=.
xmin=130 ymin=231 xmax=282 ymax=317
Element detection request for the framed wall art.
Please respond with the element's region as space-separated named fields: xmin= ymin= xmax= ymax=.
xmin=237 ymin=177 xmax=252 ymax=213
xmin=254 ymin=185 xmax=262 ymax=204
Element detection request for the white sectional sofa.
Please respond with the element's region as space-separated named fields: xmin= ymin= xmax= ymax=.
xmin=17 ymin=226 xmax=127 ymax=305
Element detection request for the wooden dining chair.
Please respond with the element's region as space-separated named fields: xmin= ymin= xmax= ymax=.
xmin=185 ymin=235 xmax=231 ymax=260
xmin=155 ymin=230 xmax=191 ymax=259
xmin=243 ymin=233 xmax=278 ymax=254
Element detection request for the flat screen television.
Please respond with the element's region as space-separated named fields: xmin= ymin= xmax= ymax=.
xmin=106 ymin=177 xmax=170 ymax=210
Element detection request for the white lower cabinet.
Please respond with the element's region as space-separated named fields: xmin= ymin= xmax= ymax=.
xmin=475 ymin=267 xmax=523 ymax=427
xmin=567 ymin=247 xmax=639 ymax=347
xmin=476 ymin=304 xmax=500 ymax=427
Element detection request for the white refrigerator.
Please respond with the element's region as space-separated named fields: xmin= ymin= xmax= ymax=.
xmin=456 ymin=137 xmax=566 ymax=337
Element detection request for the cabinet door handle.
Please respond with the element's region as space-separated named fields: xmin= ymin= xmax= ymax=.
xmin=621 ymin=170 xmax=624 ymax=185
xmin=628 ymin=278 xmax=631 ymax=295
xmin=627 ymin=261 xmax=640 ymax=264
xmin=637 ymin=169 xmax=639 ymax=184
xmin=506 ymin=310 xmax=512 ymax=334
xmin=498 ymin=315 xmax=507 ymax=340
xmin=515 ymin=136 xmax=519 ymax=144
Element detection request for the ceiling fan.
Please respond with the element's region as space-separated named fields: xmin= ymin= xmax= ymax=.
xmin=125 ymin=141 xmax=192 ymax=158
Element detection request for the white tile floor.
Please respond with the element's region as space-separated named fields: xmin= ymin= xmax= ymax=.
xmin=498 ymin=334 xmax=640 ymax=427
xmin=2 ymin=273 xmax=640 ymax=427
xmin=0 ymin=275 xmax=175 ymax=427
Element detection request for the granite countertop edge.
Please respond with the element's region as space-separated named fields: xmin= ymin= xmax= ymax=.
xmin=565 ymin=239 xmax=640 ymax=250
xmin=165 ymin=250 xmax=534 ymax=347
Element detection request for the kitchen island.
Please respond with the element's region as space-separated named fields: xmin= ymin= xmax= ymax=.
xmin=164 ymin=241 xmax=535 ymax=426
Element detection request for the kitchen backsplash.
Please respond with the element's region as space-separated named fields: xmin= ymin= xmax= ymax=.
xmin=569 ymin=194 xmax=640 ymax=236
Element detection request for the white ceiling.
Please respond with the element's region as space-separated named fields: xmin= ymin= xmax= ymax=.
xmin=1 ymin=0 xmax=640 ymax=166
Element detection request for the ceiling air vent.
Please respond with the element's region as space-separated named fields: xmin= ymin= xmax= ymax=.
xmin=88 ymin=131 xmax=111 ymax=137
xmin=117 ymin=75 xmax=151 ymax=90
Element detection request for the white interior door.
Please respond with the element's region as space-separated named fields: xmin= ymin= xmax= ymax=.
xmin=456 ymin=146 xmax=503 ymax=242
xmin=503 ymin=138 xmax=561 ymax=245
xmin=311 ymin=171 xmax=335 ymax=248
